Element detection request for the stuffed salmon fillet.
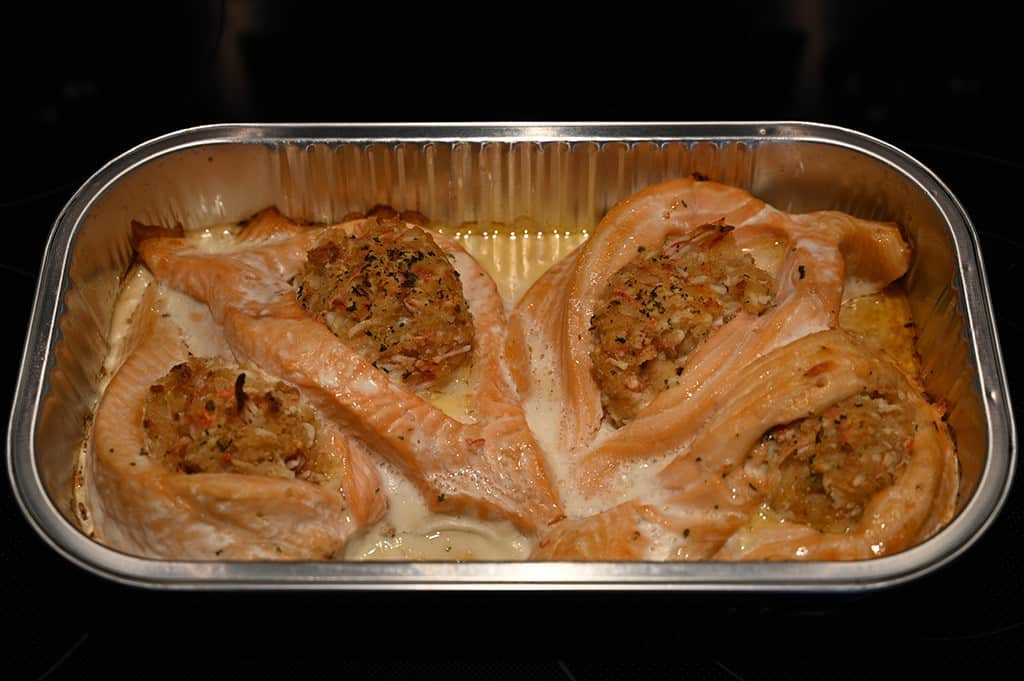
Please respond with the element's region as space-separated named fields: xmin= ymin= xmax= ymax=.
xmin=136 ymin=209 xmax=564 ymax=534
xmin=88 ymin=285 xmax=386 ymax=560
xmin=531 ymin=330 xmax=958 ymax=561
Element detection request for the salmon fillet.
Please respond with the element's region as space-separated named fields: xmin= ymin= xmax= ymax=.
xmin=533 ymin=330 xmax=958 ymax=561
xmin=688 ymin=330 xmax=958 ymax=560
xmin=89 ymin=285 xmax=386 ymax=560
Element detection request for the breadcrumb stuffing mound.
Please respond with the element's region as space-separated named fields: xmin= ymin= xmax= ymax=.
xmin=753 ymin=391 xmax=915 ymax=533
xmin=589 ymin=224 xmax=774 ymax=425
xmin=143 ymin=358 xmax=339 ymax=485
xmin=295 ymin=217 xmax=474 ymax=388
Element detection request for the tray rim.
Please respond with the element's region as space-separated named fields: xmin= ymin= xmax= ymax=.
xmin=7 ymin=121 xmax=1016 ymax=591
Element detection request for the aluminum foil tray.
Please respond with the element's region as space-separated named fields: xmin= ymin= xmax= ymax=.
xmin=7 ymin=123 xmax=1015 ymax=590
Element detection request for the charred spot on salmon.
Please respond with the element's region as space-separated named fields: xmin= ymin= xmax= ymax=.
xmin=142 ymin=357 xmax=338 ymax=485
xmin=295 ymin=217 xmax=474 ymax=388
xmin=753 ymin=391 xmax=915 ymax=533
xmin=234 ymin=373 xmax=247 ymax=410
xmin=589 ymin=223 xmax=774 ymax=425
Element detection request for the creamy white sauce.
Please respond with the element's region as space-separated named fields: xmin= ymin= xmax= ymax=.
xmin=521 ymin=347 xmax=561 ymax=450
xmin=520 ymin=344 xmax=673 ymax=520
xmin=524 ymin=394 xmax=578 ymax=508
xmin=345 ymin=461 xmax=533 ymax=560
xmin=101 ymin=265 xmax=154 ymax=389
xmin=599 ymin=454 xmax=675 ymax=514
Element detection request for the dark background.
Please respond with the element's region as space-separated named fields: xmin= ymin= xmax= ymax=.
xmin=2 ymin=2 xmax=1022 ymax=679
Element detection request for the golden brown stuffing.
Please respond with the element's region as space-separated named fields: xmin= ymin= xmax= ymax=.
xmin=142 ymin=358 xmax=339 ymax=485
xmin=295 ymin=217 xmax=474 ymax=387
xmin=753 ymin=391 xmax=915 ymax=533
xmin=589 ymin=224 xmax=774 ymax=424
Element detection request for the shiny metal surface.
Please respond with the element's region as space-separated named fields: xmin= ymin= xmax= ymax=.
xmin=7 ymin=122 xmax=1015 ymax=590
